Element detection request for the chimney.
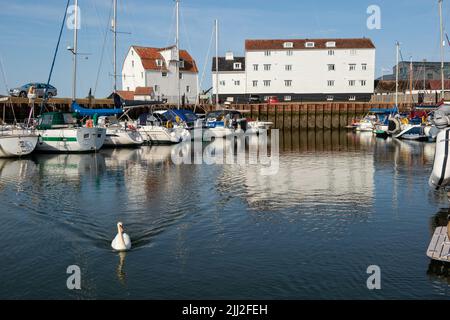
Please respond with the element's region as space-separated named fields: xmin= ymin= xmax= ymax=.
xmin=225 ymin=51 xmax=234 ymax=61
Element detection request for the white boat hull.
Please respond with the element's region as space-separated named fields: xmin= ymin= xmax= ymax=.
xmin=36 ymin=127 xmax=106 ymax=153
xmin=138 ymin=126 xmax=183 ymax=144
xmin=430 ymin=128 xmax=450 ymax=189
xmin=0 ymin=134 xmax=38 ymax=158
xmin=104 ymin=128 xmax=143 ymax=147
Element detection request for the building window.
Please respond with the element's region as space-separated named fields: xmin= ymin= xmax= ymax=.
xmin=162 ymin=72 xmax=168 ymax=77
xmin=179 ymin=60 xmax=185 ymax=68
xmin=327 ymin=95 xmax=334 ymax=101
xmin=156 ymin=59 xmax=163 ymax=67
xmin=264 ymin=64 xmax=271 ymax=71
xmin=328 ymin=50 xmax=335 ymax=56
xmin=285 ymin=65 xmax=292 ymax=71
xmin=427 ymin=73 xmax=433 ymax=80
xmin=131 ymin=50 xmax=134 ymax=56
xmin=350 ymin=49 xmax=357 ymax=55
xmin=283 ymin=42 xmax=294 ymax=48
xmin=123 ymin=75 xmax=126 ymax=81
xmin=141 ymin=72 xmax=144 ymax=79
xmin=127 ymin=87 xmax=130 ymax=91
xmin=131 ymin=60 xmax=134 ymax=68
xmin=362 ymin=64 xmax=367 ymax=71
xmin=264 ymin=51 xmax=271 ymax=56
xmin=263 ymin=80 xmax=271 ymax=87
xmin=284 ymin=96 xmax=292 ymax=102
xmin=234 ymin=80 xmax=240 ymax=86
xmin=287 ymin=50 xmax=293 ymax=56
xmin=234 ymin=62 xmax=242 ymax=70
xmin=328 ymin=64 xmax=335 ymax=71
xmin=252 ymin=80 xmax=258 ymax=87
xmin=349 ymin=64 xmax=356 ymax=71
xmin=253 ymin=64 xmax=259 ymax=71
xmin=285 ymin=80 xmax=292 ymax=87
xmin=349 ymin=80 xmax=355 ymax=86
xmin=327 ymin=80 xmax=335 ymax=87
xmin=360 ymin=80 xmax=367 ymax=86
xmin=349 ymin=96 xmax=356 ymax=101
xmin=220 ymin=81 xmax=226 ymax=86
xmin=154 ymin=85 xmax=159 ymax=92
xmin=305 ymin=42 xmax=315 ymax=48
xmin=186 ymin=86 xmax=191 ymax=93
xmin=326 ymin=41 xmax=336 ymax=48
xmin=179 ymin=73 xmax=184 ymax=79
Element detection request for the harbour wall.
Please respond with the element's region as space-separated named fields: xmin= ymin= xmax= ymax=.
xmin=0 ymin=97 xmax=415 ymax=129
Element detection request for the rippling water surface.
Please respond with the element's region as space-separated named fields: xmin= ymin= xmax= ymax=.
xmin=1 ymin=131 xmax=450 ymax=299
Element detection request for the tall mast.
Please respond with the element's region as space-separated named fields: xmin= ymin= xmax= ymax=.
xmin=409 ymin=57 xmax=413 ymax=104
xmin=176 ymin=0 xmax=180 ymax=109
xmin=439 ymin=0 xmax=445 ymax=99
xmin=112 ymin=0 xmax=117 ymax=93
xmin=72 ymin=0 xmax=79 ymax=101
xmin=215 ymin=19 xmax=219 ymax=109
xmin=395 ymin=41 xmax=399 ymax=109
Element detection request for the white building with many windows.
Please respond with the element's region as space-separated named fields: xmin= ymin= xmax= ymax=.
xmin=212 ymin=38 xmax=376 ymax=103
xmin=122 ymin=45 xmax=198 ymax=104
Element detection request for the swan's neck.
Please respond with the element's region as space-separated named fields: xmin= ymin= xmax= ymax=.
xmin=117 ymin=227 xmax=125 ymax=247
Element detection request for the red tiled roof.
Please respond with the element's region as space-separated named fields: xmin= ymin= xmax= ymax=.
xmin=134 ymin=87 xmax=154 ymax=95
xmin=375 ymin=80 xmax=450 ymax=92
xmin=245 ymin=38 xmax=375 ymax=51
xmin=132 ymin=46 xmax=198 ymax=73
xmin=429 ymin=80 xmax=450 ymax=90
xmin=116 ymin=90 xmax=135 ymax=100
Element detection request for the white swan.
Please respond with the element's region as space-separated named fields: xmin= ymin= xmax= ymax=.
xmin=111 ymin=222 xmax=132 ymax=251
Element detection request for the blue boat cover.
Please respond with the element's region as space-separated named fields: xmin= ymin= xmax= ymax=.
xmin=369 ymin=108 xmax=398 ymax=114
xmin=164 ymin=109 xmax=198 ymax=122
xmin=71 ymin=101 xmax=123 ymax=116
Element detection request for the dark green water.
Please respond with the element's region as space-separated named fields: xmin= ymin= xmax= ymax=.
xmin=1 ymin=131 xmax=450 ymax=299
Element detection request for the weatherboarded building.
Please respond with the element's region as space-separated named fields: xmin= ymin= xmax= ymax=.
xmin=122 ymin=46 xmax=199 ymax=104
xmin=213 ymin=38 xmax=376 ymax=103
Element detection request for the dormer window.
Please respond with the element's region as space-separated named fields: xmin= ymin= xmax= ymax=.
xmin=179 ymin=60 xmax=185 ymax=68
xmin=233 ymin=62 xmax=242 ymax=70
xmin=305 ymin=42 xmax=315 ymax=48
xmin=283 ymin=42 xmax=294 ymax=49
xmin=156 ymin=59 xmax=163 ymax=67
xmin=326 ymin=41 xmax=336 ymax=48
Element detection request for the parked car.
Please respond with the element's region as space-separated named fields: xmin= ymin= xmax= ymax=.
xmin=267 ymin=96 xmax=279 ymax=104
xmin=10 ymin=83 xmax=58 ymax=98
xmin=248 ymin=95 xmax=261 ymax=104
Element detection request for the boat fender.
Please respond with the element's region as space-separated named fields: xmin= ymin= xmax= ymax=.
xmin=433 ymin=110 xmax=450 ymax=129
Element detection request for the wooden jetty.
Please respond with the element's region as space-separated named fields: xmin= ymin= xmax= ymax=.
xmin=427 ymin=226 xmax=450 ymax=262
xmin=0 ymin=96 xmax=415 ymax=130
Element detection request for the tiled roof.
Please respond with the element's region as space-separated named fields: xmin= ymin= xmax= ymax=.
xmin=132 ymin=46 xmax=198 ymax=73
xmin=212 ymin=57 xmax=245 ymax=72
xmin=134 ymin=87 xmax=154 ymax=95
xmin=115 ymin=90 xmax=135 ymax=100
xmin=245 ymin=38 xmax=375 ymax=51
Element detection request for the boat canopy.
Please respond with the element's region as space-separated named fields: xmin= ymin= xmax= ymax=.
xmin=71 ymin=101 xmax=123 ymax=117
xmin=369 ymin=108 xmax=398 ymax=114
xmin=164 ymin=109 xmax=198 ymax=122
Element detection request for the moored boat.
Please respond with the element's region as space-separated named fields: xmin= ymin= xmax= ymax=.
xmin=0 ymin=130 xmax=38 ymax=158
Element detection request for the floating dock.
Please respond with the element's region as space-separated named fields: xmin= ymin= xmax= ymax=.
xmin=427 ymin=227 xmax=450 ymax=262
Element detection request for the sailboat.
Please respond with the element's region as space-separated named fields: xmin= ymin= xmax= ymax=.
xmin=36 ymin=0 xmax=106 ymax=153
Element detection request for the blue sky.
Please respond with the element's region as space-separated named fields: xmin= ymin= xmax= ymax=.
xmin=0 ymin=0 xmax=447 ymax=97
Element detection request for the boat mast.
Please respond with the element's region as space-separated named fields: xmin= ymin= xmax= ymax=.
xmin=176 ymin=0 xmax=180 ymax=109
xmin=395 ymin=41 xmax=399 ymax=109
xmin=113 ymin=0 xmax=117 ymax=93
xmin=215 ymin=19 xmax=219 ymax=109
xmin=439 ymin=0 xmax=445 ymax=99
xmin=72 ymin=0 xmax=79 ymax=101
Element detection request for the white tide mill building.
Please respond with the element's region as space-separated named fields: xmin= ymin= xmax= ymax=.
xmin=122 ymin=46 xmax=198 ymax=104
xmin=212 ymin=38 xmax=376 ymax=103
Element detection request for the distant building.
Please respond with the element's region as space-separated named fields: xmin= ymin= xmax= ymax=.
xmin=212 ymin=38 xmax=376 ymax=103
xmin=378 ymin=61 xmax=450 ymax=81
xmin=122 ymin=46 xmax=198 ymax=104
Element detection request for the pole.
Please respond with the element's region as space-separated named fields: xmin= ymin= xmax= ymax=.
xmin=72 ymin=0 xmax=79 ymax=102
xmin=215 ymin=19 xmax=219 ymax=108
xmin=395 ymin=42 xmax=399 ymax=109
xmin=176 ymin=0 xmax=180 ymax=109
xmin=439 ymin=0 xmax=445 ymax=99
xmin=113 ymin=0 xmax=117 ymax=93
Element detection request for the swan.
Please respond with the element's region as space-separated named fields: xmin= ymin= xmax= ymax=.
xmin=111 ymin=222 xmax=132 ymax=251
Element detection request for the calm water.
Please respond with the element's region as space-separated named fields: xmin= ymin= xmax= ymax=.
xmin=1 ymin=131 xmax=450 ymax=299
